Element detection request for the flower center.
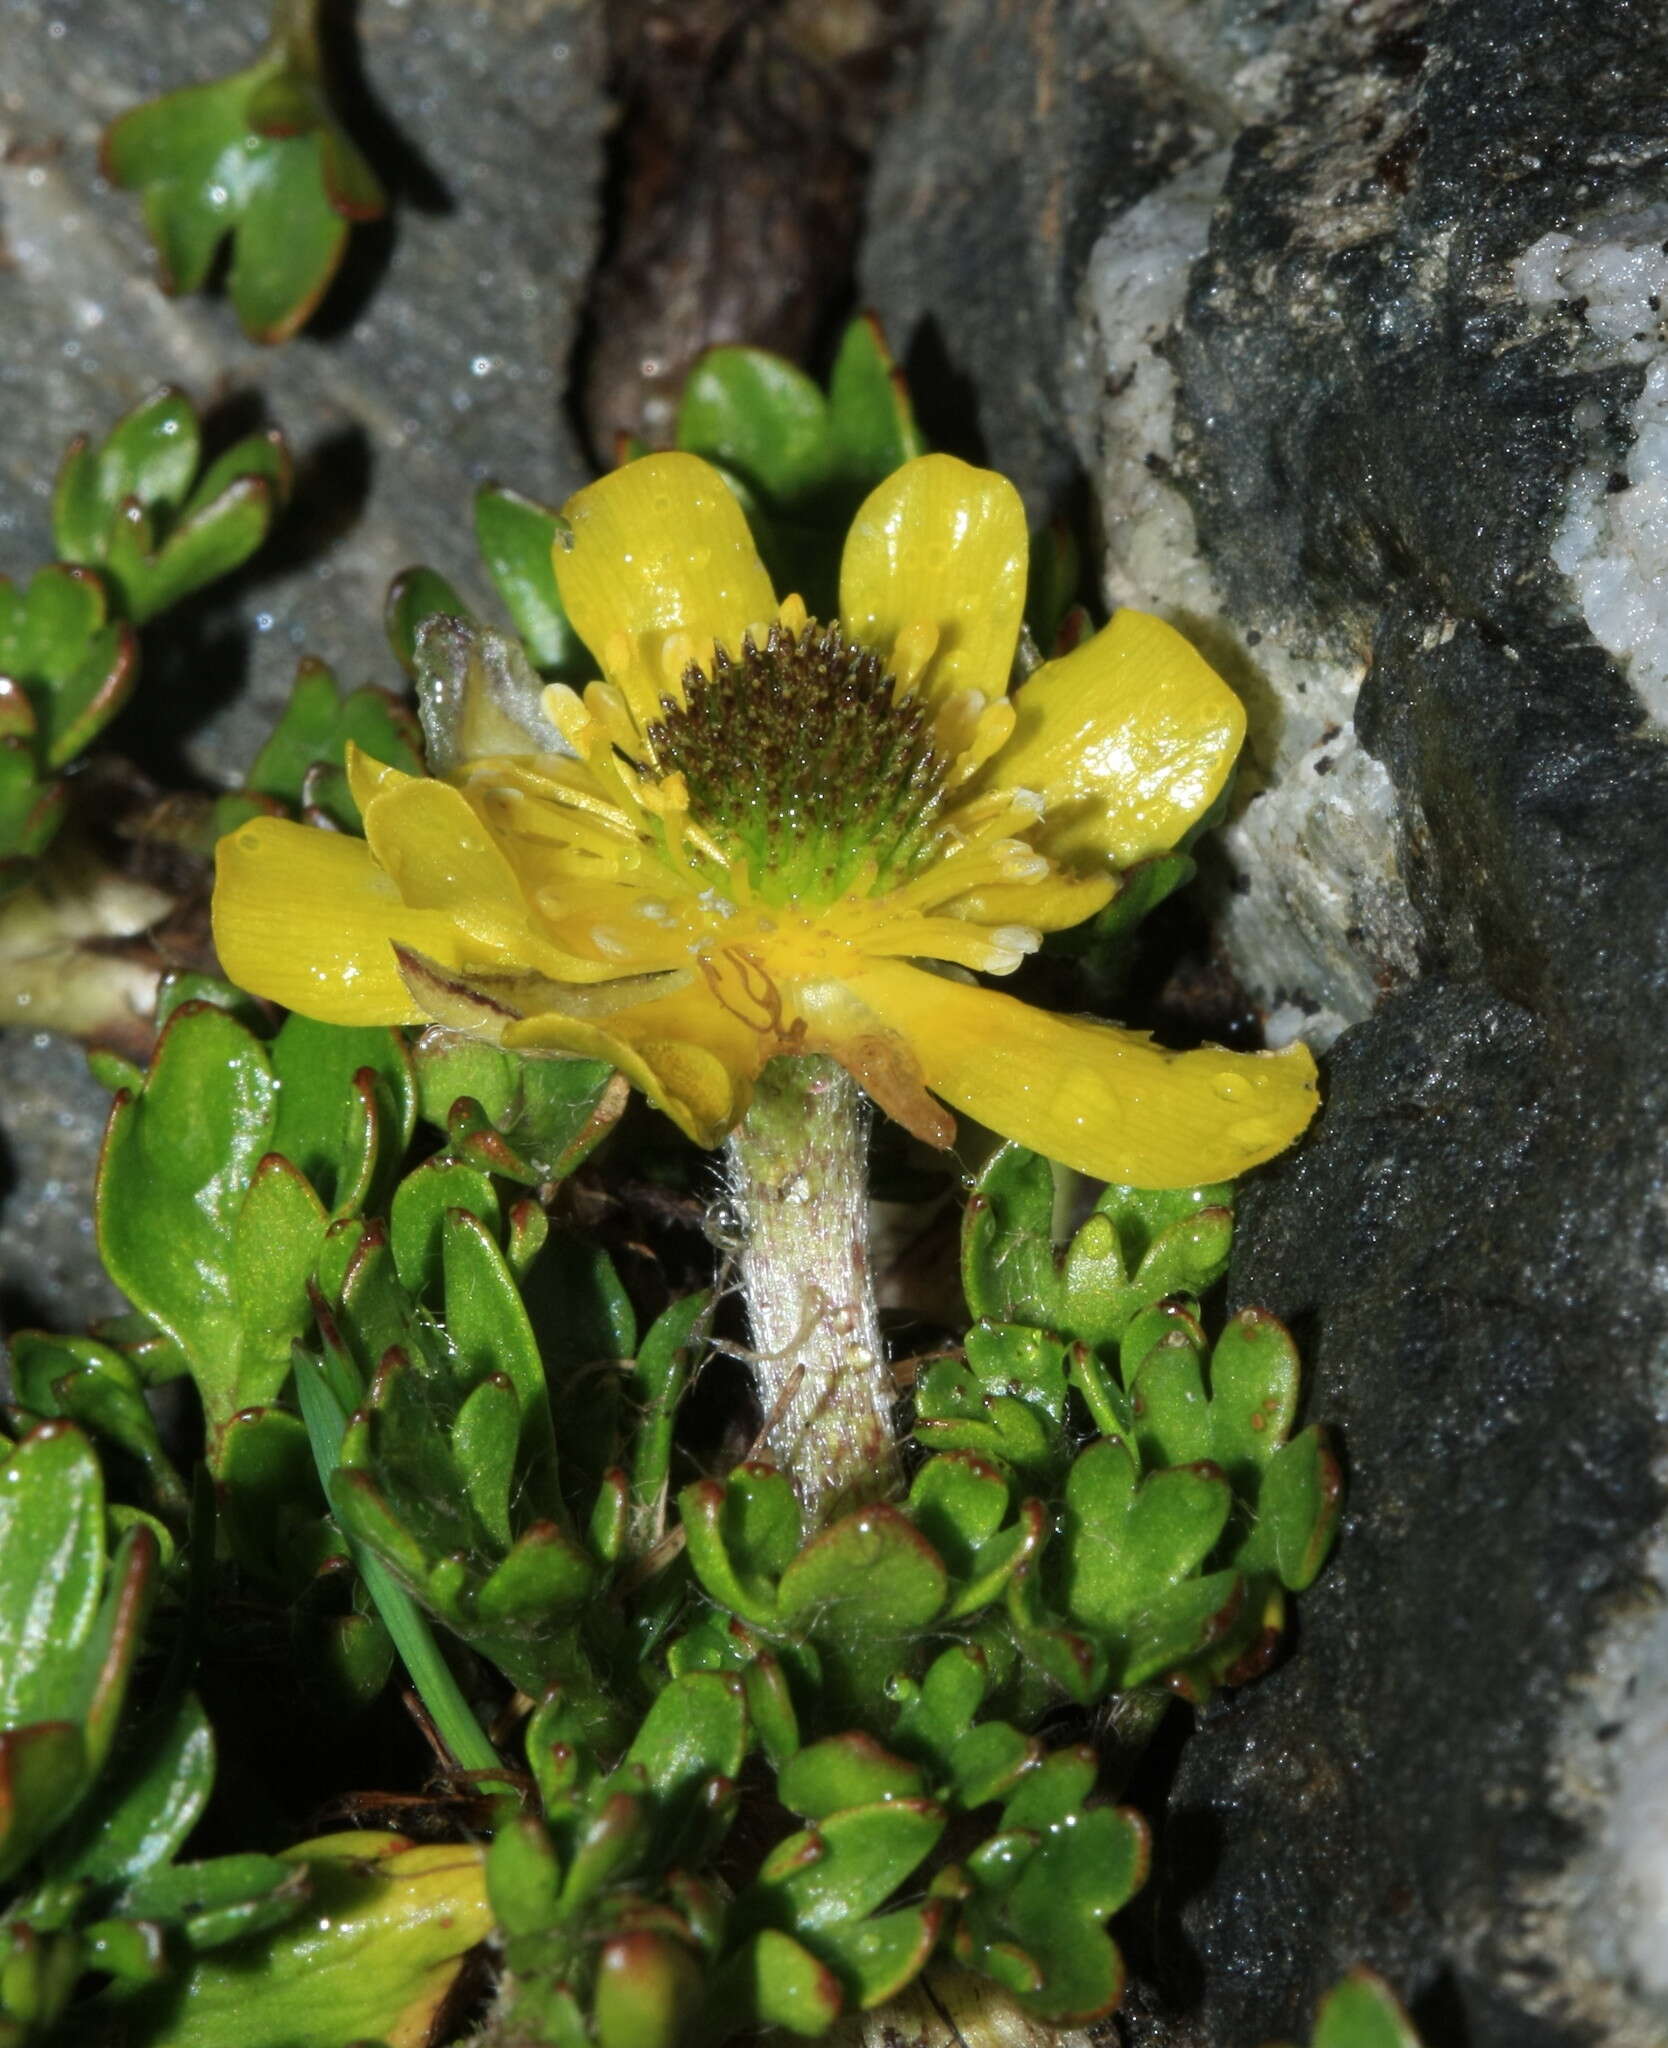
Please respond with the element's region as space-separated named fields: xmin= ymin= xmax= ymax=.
xmin=645 ymin=621 xmax=949 ymax=907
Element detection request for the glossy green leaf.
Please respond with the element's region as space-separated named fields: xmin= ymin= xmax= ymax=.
xmin=246 ymin=658 xmax=423 ymax=815
xmin=623 ymin=1671 xmax=748 ymax=1865
xmin=826 ymin=314 xmax=926 ymax=492
xmin=388 ymin=1154 xmax=500 ymax=1301
xmin=593 ymin=1930 xmax=704 ymax=2048
xmin=676 ymin=347 xmax=832 ymax=508
xmin=473 ymin=483 xmax=587 ymax=676
xmin=961 ymin=1146 xmax=1059 ymax=1327
xmin=413 ymin=1036 xmax=623 ymax=1183
xmin=0 ymin=1722 xmax=89 ymax=1890
xmin=1059 ymin=1442 xmax=1232 ymax=1625
xmin=748 ymin=1798 xmax=945 ymax=1933
xmin=777 ymin=1735 xmax=925 ymax=1821
xmin=230 ymin=130 xmax=350 ymax=341
xmin=269 ymin=1012 xmax=416 ymax=1216
xmin=95 ymin=1004 xmax=287 ymax=1426
xmin=0 ymin=1425 xmax=108 ymax=1728
xmin=709 ymin=1928 xmax=843 ymax=2038
xmin=808 ymin=1902 xmax=941 ymax=2010
xmin=118 ymin=1837 xmax=488 ymax=2043
xmin=6 ymin=1331 xmax=187 ymax=1520
xmin=1308 ymin=1968 xmax=1425 ymax=2048
xmin=47 ymin=1691 xmax=215 ymax=1885
xmin=0 ymin=566 xmax=136 ymax=772
xmin=626 ymin=1292 xmax=707 ymax=1554
xmin=777 ymin=1503 xmax=947 ymax=1641
xmin=53 ymin=389 xmax=288 ymax=621
xmin=485 ymin=1814 xmax=560 ymax=1940
xmin=103 ymin=20 xmax=385 ymax=346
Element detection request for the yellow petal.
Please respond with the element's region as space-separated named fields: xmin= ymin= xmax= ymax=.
xmin=504 ymin=978 xmax=762 ymax=1148
xmin=361 ymin=776 xmax=528 ymax=920
xmin=938 ymin=868 xmax=1116 ymax=935
xmin=358 ymin=775 xmax=629 ymax=985
xmin=345 ymin=741 xmax=416 ymax=818
xmin=554 ymin=454 xmax=778 ymax=723
xmin=990 ymin=609 xmax=1246 ymax=868
xmin=846 ymin=960 xmax=1318 ymax=1187
xmin=212 ymin=819 xmax=462 ymax=1024
xmin=839 ymin=455 xmax=1028 ymax=709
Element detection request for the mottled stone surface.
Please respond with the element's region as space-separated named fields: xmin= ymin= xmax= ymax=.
xmin=0 ymin=0 xmax=608 ymax=1323
xmin=861 ymin=2 xmax=1668 ymax=2044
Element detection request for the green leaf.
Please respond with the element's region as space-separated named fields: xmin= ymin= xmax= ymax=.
xmin=473 ymin=484 xmax=588 ymax=676
xmin=1309 ymin=1968 xmax=1425 ymax=2048
xmin=52 ymin=389 xmax=288 ymax=621
xmin=47 ymin=1690 xmax=215 ymax=1885
xmin=961 ymin=1145 xmax=1059 ymax=1327
xmin=120 ymin=1836 xmax=489 ymax=2042
xmin=230 ymin=131 xmax=351 ymax=342
xmin=914 ymin=1323 xmax=1071 ymax=1481
xmin=774 ymin=1508 xmax=947 ymax=1721
xmin=230 ymin=1155 xmax=330 ymax=1403
xmin=389 ymin=1155 xmax=500 ymax=1301
xmin=268 ymin=1012 xmax=417 ymax=1217
xmin=593 ymin=1930 xmax=705 ymax=2048
xmin=907 ymin=1453 xmax=1045 ymax=1621
xmin=746 ymin=1799 xmax=945 ymax=1933
xmin=623 ymin=1671 xmax=748 ymax=1864
xmin=485 ymin=1813 xmax=559 ymax=1941
xmin=0 ymin=1425 xmax=109 ymax=1728
xmin=0 ymin=1428 xmax=160 ymax=1882
xmin=777 ymin=1735 xmax=926 ymax=1821
xmin=0 ymin=1721 xmax=89 ymax=1889
xmin=1263 ymin=1426 xmax=1343 ymax=1592
xmin=103 ymin=20 xmax=385 ymax=346
xmin=413 ymin=1038 xmax=622 ymax=1183
xmin=7 ymin=1331 xmax=188 ymax=1520
xmin=0 ymin=565 xmax=136 ymax=772
xmin=707 ymin=1928 xmax=843 ymax=2038
xmin=808 ymin=1903 xmax=941 ymax=2010
xmin=1059 ymin=1442 xmax=1231 ymax=1621
xmin=214 ymin=1407 xmax=320 ymax=1585
xmin=676 ymin=348 xmax=833 ymax=509
xmin=246 ymin=658 xmax=423 ymax=815
xmin=826 ymin=314 xmax=926 ymax=494
xmin=627 ymin=1293 xmax=708 ymax=1554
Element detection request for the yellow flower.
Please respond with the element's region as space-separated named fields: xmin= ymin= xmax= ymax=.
xmin=213 ymin=453 xmax=1317 ymax=1185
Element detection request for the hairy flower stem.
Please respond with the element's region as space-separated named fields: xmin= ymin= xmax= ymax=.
xmin=725 ymin=1054 xmax=899 ymax=1521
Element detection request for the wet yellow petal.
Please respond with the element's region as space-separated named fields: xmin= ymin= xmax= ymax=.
xmin=213 ymin=818 xmax=461 ymax=1024
xmin=839 ymin=455 xmax=1027 ymax=709
xmin=991 ymin=609 xmax=1246 ymax=868
xmin=361 ymin=776 xmax=527 ymax=918
xmin=937 ymin=868 xmax=1115 ymax=935
xmin=358 ymin=775 xmax=628 ymax=985
xmin=503 ymin=978 xmax=764 ymax=1148
xmin=847 ymin=960 xmax=1318 ymax=1187
xmin=554 ymin=454 xmax=777 ymax=720
xmin=345 ymin=742 xmax=417 ymax=818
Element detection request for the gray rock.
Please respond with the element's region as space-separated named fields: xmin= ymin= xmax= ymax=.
xmin=861 ymin=1 xmax=1668 ymax=2044
xmin=0 ymin=0 xmax=609 ymax=1325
